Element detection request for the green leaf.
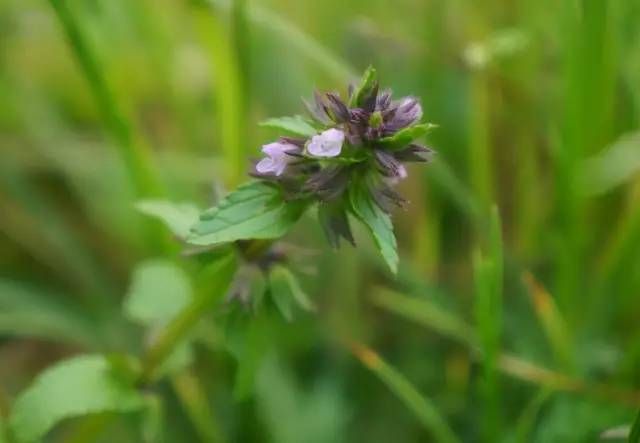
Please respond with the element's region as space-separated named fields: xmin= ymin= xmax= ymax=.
xmin=259 ymin=115 xmax=319 ymax=137
xmin=349 ymin=65 xmax=377 ymax=108
xmin=9 ymin=355 xmax=145 ymax=442
xmin=349 ymin=181 xmax=399 ymax=274
xmin=189 ymin=181 xmax=309 ymax=246
xmin=269 ymin=266 xmax=315 ymax=317
xmin=136 ymin=200 xmax=200 ymax=239
xmin=378 ymin=123 xmax=437 ymax=150
xmin=473 ymin=206 xmax=504 ymax=442
xmin=124 ymin=260 xmax=192 ymax=326
xmin=0 ymin=279 xmax=101 ymax=347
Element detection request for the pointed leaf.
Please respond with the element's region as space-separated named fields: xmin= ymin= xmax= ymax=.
xmin=349 ymin=66 xmax=378 ymax=108
xmin=378 ymin=123 xmax=437 ymax=150
xmin=9 ymin=355 xmax=145 ymax=442
xmin=136 ymin=200 xmax=200 ymax=239
xmin=188 ymin=182 xmax=309 ymax=246
xmin=349 ymin=181 xmax=398 ymax=274
xmin=259 ymin=115 xmax=319 ymax=137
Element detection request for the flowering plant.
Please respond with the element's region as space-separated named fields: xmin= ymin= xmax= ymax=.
xmin=188 ymin=66 xmax=435 ymax=274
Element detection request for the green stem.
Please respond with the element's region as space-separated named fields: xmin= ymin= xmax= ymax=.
xmin=140 ymin=254 xmax=237 ymax=384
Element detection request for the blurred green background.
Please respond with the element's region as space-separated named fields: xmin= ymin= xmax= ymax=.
xmin=2 ymin=0 xmax=640 ymax=441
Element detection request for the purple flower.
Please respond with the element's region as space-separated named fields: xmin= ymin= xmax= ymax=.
xmin=256 ymin=141 xmax=299 ymax=176
xmin=307 ymin=128 xmax=345 ymax=158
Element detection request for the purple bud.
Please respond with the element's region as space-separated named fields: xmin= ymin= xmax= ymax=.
xmin=303 ymin=91 xmax=332 ymax=124
xmin=325 ymin=92 xmax=350 ymax=122
xmin=374 ymin=150 xmax=405 ymax=178
xmin=376 ymin=89 xmax=392 ymax=111
xmin=385 ymin=96 xmax=423 ymax=131
xmin=307 ymin=128 xmax=345 ymax=158
xmin=393 ymin=144 xmax=434 ymax=162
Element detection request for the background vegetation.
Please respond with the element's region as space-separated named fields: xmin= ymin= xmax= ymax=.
xmin=2 ymin=0 xmax=640 ymax=441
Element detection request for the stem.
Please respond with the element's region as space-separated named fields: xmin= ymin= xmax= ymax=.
xmin=140 ymin=254 xmax=237 ymax=384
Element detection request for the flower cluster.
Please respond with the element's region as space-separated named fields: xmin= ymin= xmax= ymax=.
xmin=252 ymin=67 xmax=434 ymax=249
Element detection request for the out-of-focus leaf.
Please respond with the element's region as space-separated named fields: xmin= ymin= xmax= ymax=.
xmin=581 ymin=131 xmax=640 ymax=196
xmin=0 ymin=279 xmax=100 ymax=347
xmin=349 ymin=180 xmax=398 ymax=274
xmin=9 ymin=355 xmax=145 ymax=442
xmin=348 ymin=65 xmax=377 ymax=107
xmin=259 ymin=115 xmax=319 ymax=137
xmin=463 ymin=28 xmax=530 ymax=69
xmin=136 ymin=200 xmax=200 ymax=239
xmin=378 ymin=123 xmax=437 ymax=150
xmin=124 ymin=260 xmax=192 ymax=326
xmin=189 ymin=181 xmax=308 ymax=246
xmin=268 ymin=266 xmax=314 ymax=321
xmin=255 ymin=356 xmax=348 ymax=443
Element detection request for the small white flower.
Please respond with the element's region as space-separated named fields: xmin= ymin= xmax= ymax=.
xmin=307 ymin=128 xmax=344 ymax=158
xmin=255 ymin=142 xmax=298 ymax=176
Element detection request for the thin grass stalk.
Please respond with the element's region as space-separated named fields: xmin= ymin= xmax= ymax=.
xmin=349 ymin=341 xmax=461 ymax=443
xmin=193 ymin=2 xmax=245 ymax=187
xmin=473 ymin=206 xmax=503 ymax=442
xmin=48 ymin=0 xmax=163 ymax=199
xmin=372 ymin=288 xmax=640 ymax=407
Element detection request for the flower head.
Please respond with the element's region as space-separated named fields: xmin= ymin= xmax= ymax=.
xmin=250 ymin=66 xmax=435 ymax=248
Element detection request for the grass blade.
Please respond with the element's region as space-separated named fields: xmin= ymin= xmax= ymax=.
xmin=48 ymin=0 xmax=162 ymax=199
xmin=206 ymin=0 xmax=355 ymax=82
xmin=474 ymin=206 xmax=503 ymax=442
xmin=630 ymin=407 xmax=640 ymax=443
xmin=349 ymin=342 xmax=460 ymax=443
xmin=522 ymin=272 xmax=574 ymax=372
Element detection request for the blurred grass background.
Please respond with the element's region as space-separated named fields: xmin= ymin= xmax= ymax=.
xmin=2 ymin=0 xmax=640 ymax=441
